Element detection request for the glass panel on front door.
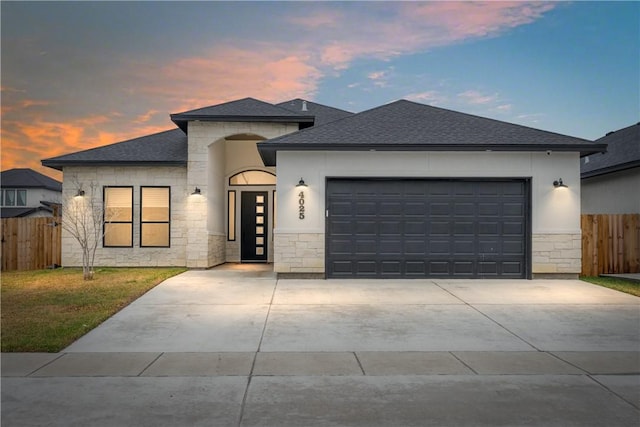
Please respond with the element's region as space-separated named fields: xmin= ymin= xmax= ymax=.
xmin=241 ymin=191 xmax=268 ymax=262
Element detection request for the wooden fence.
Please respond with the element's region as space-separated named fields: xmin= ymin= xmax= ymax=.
xmin=1 ymin=217 xmax=62 ymax=271
xmin=581 ymin=214 xmax=640 ymax=276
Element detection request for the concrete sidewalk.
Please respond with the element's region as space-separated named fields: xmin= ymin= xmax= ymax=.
xmin=2 ymin=266 xmax=639 ymax=426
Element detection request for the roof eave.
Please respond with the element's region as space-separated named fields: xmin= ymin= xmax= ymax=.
xmin=581 ymin=160 xmax=640 ymax=179
xmin=170 ymin=114 xmax=315 ymax=133
xmin=41 ymin=160 xmax=188 ymax=171
xmin=257 ymin=143 xmax=608 ymax=167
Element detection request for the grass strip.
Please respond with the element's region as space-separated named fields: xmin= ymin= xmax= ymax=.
xmin=1 ymin=267 xmax=185 ymax=352
xmin=580 ymin=276 xmax=640 ymax=297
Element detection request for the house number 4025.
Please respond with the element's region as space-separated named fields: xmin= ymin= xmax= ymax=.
xmin=298 ymin=191 xmax=305 ymax=219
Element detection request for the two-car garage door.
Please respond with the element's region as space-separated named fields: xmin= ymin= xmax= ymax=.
xmin=326 ymin=178 xmax=529 ymax=279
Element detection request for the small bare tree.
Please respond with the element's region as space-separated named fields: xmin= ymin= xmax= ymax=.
xmin=61 ymin=180 xmax=111 ymax=280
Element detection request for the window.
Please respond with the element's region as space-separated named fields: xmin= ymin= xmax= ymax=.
xmin=104 ymin=187 xmax=133 ymax=247
xmin=229 ymin=170 xmax=276 ymax=186
xmin=141 ymin=187 xmax=170 ymax=247
xmin=1 ymin=189 xmax=27 ymax=207
xmin=228 ymin=190 xmax=236 ymax=241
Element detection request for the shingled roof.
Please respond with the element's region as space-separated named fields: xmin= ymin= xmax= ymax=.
xmin=581 ymin=123 xmax=640 ymax=178
xmin=170 ymin=97 xmax=313 ymax=133
xmin=258 ymin=100 xmax=606 ymax=166
xmin=42 ymin=129 xmax=187 ymax=171
xmin=1 ymin=168 xmax=61 ymax=191
xmin=276 ymin=99 xmax=353 ymax=126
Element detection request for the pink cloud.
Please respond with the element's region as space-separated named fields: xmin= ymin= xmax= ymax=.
xmin=288 ymin=10 xmax=342 ymax=29
xmin=134 ymin=46 xmax=323 ymax=111
xmin=405 ymin=91 xmax=448 ymax=105
xmin=458 ymin=90 xmax=500 ymax=105
xmin=300 ymin=2 xmax=557 ymax=69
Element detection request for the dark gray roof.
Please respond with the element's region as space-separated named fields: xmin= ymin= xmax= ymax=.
xmin=42 ymin=129 xmax=187 ymax=171
xmin=1 ymin=168 xmax=61 ymax=191
xmin=276 ymin=99 xmax=353 ymax=126
xmin=581 ymin=123 xmax=640 ymax=178
xmin=170 ymin=97 xmax=313 ymax=132
xmin=258 ymin=100 xmax=606 ymax=166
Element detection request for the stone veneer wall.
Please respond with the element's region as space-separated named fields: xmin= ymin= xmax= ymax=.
xmin=274 ymin=233 xmax=324 ymax=273
xmin=61 ymin=166 xmax=187 ymax=267
xmin=208 ymin=234 xmax=226 ymax=267
xmin=532 ymin=233 xmax=581 ymax=275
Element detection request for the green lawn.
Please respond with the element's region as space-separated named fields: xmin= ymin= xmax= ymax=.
xmin=1 ymin=267 xmax=186 ymax=352
xmin=580 ymin=276 xmax=640 ymax=297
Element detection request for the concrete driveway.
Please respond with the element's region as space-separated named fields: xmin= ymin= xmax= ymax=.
xmin=2 ymin=264 xmax=639 ymax=426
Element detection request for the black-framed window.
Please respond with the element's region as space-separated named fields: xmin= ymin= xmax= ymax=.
xmin=141 ymin=186 xmax=170 ymax=247
xmin=104 ymin=186 xmax=133 ymax=247
xmin=227 ymin=190 xmax=236 ymax=241
xmin=2 ymin=189 xmax=27 ymax=207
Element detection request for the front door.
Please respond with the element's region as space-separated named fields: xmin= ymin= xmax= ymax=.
xmin=241 ymin=191 xmax=268 ymax=262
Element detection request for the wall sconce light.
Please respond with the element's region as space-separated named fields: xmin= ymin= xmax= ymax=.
xmin=553 ymin=178 xmax=568 ymax=188
xmin=75 ymin=189 xmax=85 ymax=197
xmin=192 ymin=187 xmax=201 ymax=195
xmin=296 ymin=178 xmax=308 ymax=187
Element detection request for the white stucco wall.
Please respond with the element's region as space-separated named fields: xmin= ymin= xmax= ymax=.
xmin=581 ymin=168 xmax=640 ymax=214
xmin=60 ymin=166 xmax=188 ymax=267
xmin=274 ymin=150 xmax=582 ymax=276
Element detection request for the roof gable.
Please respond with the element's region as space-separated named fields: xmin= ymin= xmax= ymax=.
xmin=258 ymin=99 xmax=605 ymax=166
xmin=170 ymin=97 xmax=313 ymax=132
xmin=42 ymin=129 xmax=187 ymax=171
xmin=1 ymin=168 xmax=62 ymax=191
xmin=581 ymin=123 xmax=640 ymax=178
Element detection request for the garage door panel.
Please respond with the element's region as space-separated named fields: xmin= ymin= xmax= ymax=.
xmin=503 ymin=182 xmax=525 ymax=195
xmin=355 ymin=240 xmax=377 ymax=255
xmin=405 ymin=202 xmax=427 ymax=215
xmin=379 ymin=240 xmax=402 ymax=255
xmin=503 ymin=203 xmax=525 ymax=216
xmin=404 ymin=221 xmax=426 ymax=235
xmin=454 ymin=241 xmax=475 ymax=254
xmin=330 ymin=221 xmax=353 ymax=235
xmin=356 ymin=221 xmax=377 ymax=235
xmin=478 ymin=221 xmax=499 ymax=235
xmin=503 ymin=222 xmax=524 ymax=235
xmin=380 ymin=221 xmax=402 ymax=235
xmin=404 ymin=241 xmax=426 ymax=255
xmin=330 ymin=239 xmax=353 ymax=254
xmin=503 ymin=240 xmax=524 ymax=255
xmin=430 ymin=203 xmax=451 ymax=216
xmin=356 ymin=261 xmax=377 ymax=274
xmin=356 ymin=202 xmax=377 ymax=216
xmin=455 ymin=203 xmax=475 ymax=216
xmin=430 ymin=221 xmax=451 ymax=235
xmin=429 ymin=240 xmax=451 ymax=255
xmin=326 ymin=179 xmax=528 ymax=278
xmin=381 ymin=261 xmax=402 ymax=275
xmin=454 ymin=222 xmax=474 ymax=235
xmin=453 ymin=262 xmax=475 ymax=275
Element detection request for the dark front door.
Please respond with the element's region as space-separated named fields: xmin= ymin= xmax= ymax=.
xmin=241 ymin=191 xmax=268 ymax=262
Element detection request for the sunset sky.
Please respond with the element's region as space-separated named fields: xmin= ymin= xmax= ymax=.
xmin=2 ymin=1 xmax=638 ymax=181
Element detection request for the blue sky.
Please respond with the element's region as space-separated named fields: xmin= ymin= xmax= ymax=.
xmin=2 ymin=1 xmax=638 ymax=179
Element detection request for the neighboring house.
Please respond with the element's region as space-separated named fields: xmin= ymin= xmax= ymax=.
xmin=0 ymin=168 xmax=62 ymax=218
xmin=580 ymin=123 xmax=640 ymax=214
xmin=42 ymin=97 xmax=605 ymax=279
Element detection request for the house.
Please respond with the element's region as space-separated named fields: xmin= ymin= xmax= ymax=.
xmin=580 ymin=123 xmax=640 ymax=214
xmin=42 ymin=97 xmax=606 ymax=279
xmin=0 ymin=168 xmax=62 ymax=218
